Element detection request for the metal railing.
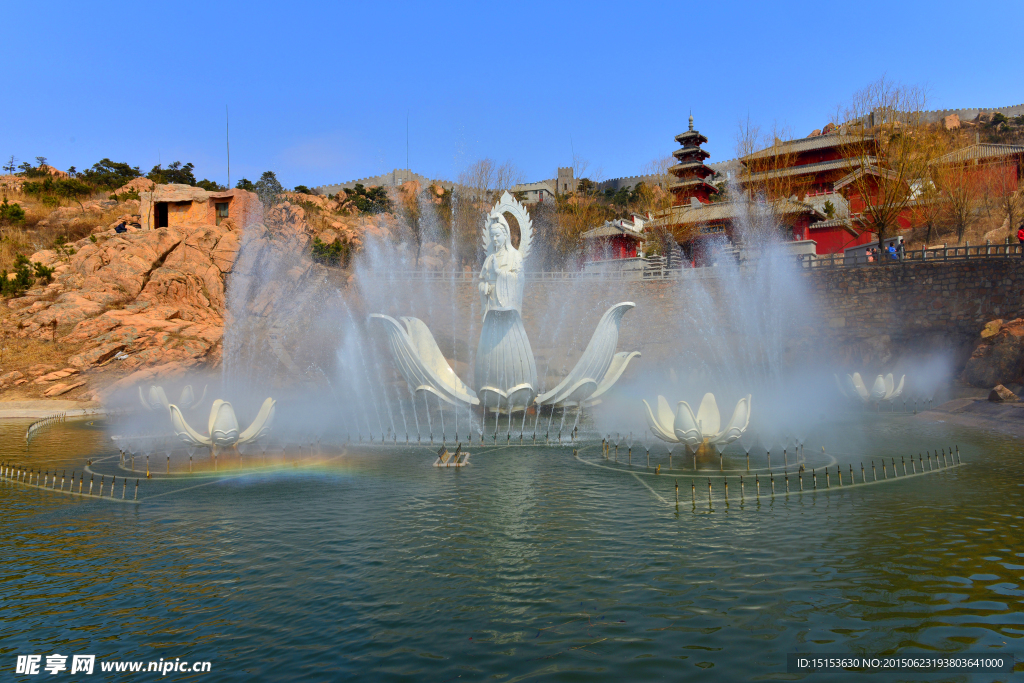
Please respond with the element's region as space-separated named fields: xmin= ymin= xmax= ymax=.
xmin=799 ymin=242 xmax=1024 ymax=270
xmin=362 ymin=243 xmax=1024 ymax=281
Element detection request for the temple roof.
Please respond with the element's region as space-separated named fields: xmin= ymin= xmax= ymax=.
xmin=582 ymin=214 xmax=648 ymax=239
xmin=833 ymin=164 xmax=902 ymax=191
xmin=653 ymin=197 xmax=824 ymax=227
xmin=934 ymin=143 xmax=1024 ymax=164
xmin=739 ymin=157 xmax=873 ymax=184
xmin=808 ymin=217 xmax=860 ymax=236
xmin=742 ymin=133 xmax=872 ymax=161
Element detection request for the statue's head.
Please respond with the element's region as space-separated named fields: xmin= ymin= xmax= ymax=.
xmin=487 ymin=214 xmax=510 ymax=250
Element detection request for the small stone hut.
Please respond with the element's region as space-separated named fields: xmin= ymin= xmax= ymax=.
xmin=139 ymin=184 xmax=260 ymax=230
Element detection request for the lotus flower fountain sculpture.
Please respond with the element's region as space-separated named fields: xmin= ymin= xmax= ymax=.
xmin=372 ymin=192 xmax=640 ymax=412
xmin=168 ymin=398 xmax=276 ymax=454
xmin=139 ymin=384 xmax=207 ymax=411
xmin=835 ymin=373 xmax=905 ymax=403
xmin=643 ymin=393 xmax=751 ymax=449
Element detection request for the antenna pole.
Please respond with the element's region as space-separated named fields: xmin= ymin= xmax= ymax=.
xmin=406 ymin=113 xmax=410 ymax=172
xmin=226 ymin=105 xmax=231 ymax=189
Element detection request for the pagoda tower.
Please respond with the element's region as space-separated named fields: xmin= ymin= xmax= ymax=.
xmin=669 ymin=115 xmax=717 ymax=206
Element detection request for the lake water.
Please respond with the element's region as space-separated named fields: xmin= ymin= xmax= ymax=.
xmin=1 ymin=414 xmax=1021 ymax=681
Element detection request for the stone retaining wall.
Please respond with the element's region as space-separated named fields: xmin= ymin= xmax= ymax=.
xmin=368 ymin=258 xmax=1024 ymax=373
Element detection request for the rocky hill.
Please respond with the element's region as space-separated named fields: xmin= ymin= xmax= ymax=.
xmin=0 ymin=185 xmax=399 ymax=403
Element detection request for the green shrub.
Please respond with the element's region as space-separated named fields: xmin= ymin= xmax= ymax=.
xmin=311 ymin=236 xmax=351 ymax=267
xmin=1 ymin=256 xmax=36 ymax=296
xmin=33 ymin=262 xmax=54 ymax=283
xmin=196 ymin=179 xmax=225 ymax=192
xmin=0 ymin=197 xmax=25 ymax=225
xmin=23 ymin=177 xmax=92 ymax=206
xmin=109 ymin=188 xmax=141 ymax=202
xmin=343 ymin=184 xmax=391 ymax=214
xmin=147 ymin=161 xmax=196 ymax=186
xmin=53 ymin=235 xmax=77 ymax=259
xmin=79 ymin=159 xmax=142 ymax=190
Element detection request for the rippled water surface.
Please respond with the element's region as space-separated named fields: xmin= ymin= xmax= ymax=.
xmin=1 ymin=415 xmax=1021 ymax=681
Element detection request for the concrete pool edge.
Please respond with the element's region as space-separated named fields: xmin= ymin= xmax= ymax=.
xmin=914 ymin=398 xmax=1024 ymax=437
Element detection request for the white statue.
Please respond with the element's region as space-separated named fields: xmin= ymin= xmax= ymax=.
xmin=643 ymin=393 xmax=751 ymax=447
xmin=474 ymin=200 xmax=537 ymax=411
xmin=168 ymin=398 xmax=276 ymax=454
xmin=372 ymin=191 xmax=640 ymax=413
xmin=835 ymin=372 xmax=904 ymax=403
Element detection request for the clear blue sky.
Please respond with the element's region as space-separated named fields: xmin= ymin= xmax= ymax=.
xmin=3 ymin=0 xmax=1021 ymax=189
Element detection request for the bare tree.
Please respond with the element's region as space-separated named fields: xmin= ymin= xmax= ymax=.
xmin=835 ymin=77 xmax=936 ymax=251
xmin=734 ymin=117 xmax=811 ymax=237
xmin=452 ymin=158 xmax=525 ymax=267
xmin=550 ymin=153 xmax=609 ymax=265
xmin=933 ymin=134 xmax=984 ymax=243
xmin=632 ymin=155 xmax=675 ymax=217
xmin=986 ymin=157 xmax=1023 ymax=240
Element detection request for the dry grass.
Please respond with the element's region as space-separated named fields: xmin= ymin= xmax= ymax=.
xmin=0 ymin=306 xmax=94 ymax=400
xmin=903 ymin=210 xmax=1013 ymax=250
xmin=0 ymin=190 xmax=130 ymax=270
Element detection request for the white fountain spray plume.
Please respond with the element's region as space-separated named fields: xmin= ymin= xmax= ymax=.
xmin=585 ymin=176 xmax=842 ymax=454
xmin=740 ymin=431 xmax=755 ymax=471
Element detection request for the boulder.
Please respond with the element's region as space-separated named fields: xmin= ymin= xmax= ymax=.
xmin=44 ymin=381 xmax=86 ymax=397
xmin=0 ymin=370 xmax=24 ymax=384
xmin=27 ymin=364 xmax=57 ymax=376
xmin=962 ymin=319 xmax=1024 ymax=388
xmin=988 ymin=384 xmax=1018 ymax=402
xmin=114 ymin=177 xmax=155 ymax=195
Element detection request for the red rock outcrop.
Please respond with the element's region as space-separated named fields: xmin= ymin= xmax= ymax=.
xmin=962 ymin=319 xmax=1024 ymax=388
xmin=6 ymin=189 xmax=263 ymax=394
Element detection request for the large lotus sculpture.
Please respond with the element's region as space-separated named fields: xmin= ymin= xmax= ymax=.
xmin=140 ymin=384 xmax=207 ymax=411
xmin=643 ymin=393 xmax=751 ymax=448
xmin=168 ymin=398 xmax=276 ymax=453
xmin=835 ymin=373 xmax=904 ymax=403
xmin=372 ymin=192 xmax=639 ymax=412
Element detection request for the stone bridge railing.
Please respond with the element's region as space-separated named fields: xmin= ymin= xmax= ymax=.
xmin=365 ymin=243 xmax=1024 ymax=282
xmin=799 ymin=242 xmax=1023 ymax=270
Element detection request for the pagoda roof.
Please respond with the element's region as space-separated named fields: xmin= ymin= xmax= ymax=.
xmin=673 ymin=147 xmax=711 ymax=161
xmin=669 ymin=177 xmax=718 ymax=193
xmin=674 ymin=130 xmax=709 ymax=145
xmin=742 ymin=133 xmax=872 ymax=162
xmin=669 ymin=160 xmax=715 ymax=177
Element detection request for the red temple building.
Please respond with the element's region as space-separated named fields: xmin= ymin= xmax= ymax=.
xmin=654 ymin=116 xmax=822 ymax=265
xmin=582 ymin=213 xmax=649 ymax=262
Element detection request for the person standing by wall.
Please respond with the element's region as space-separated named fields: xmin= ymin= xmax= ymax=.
xmin=1018 ymin=222 xmax=1024 ymax=257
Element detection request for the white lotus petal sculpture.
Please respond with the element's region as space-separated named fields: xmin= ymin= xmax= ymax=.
xmin=372 ymin=192 xmax=639 ymax=412
xmin=169 ymin=397 xmax=276 ymax=453
xmin=643 ymin=393 xmax=751 ymax=448
xmin=140 ymin=384 xmax=207 ymax=411
xmin=835 ymin=373 xmax=905 ymax=403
